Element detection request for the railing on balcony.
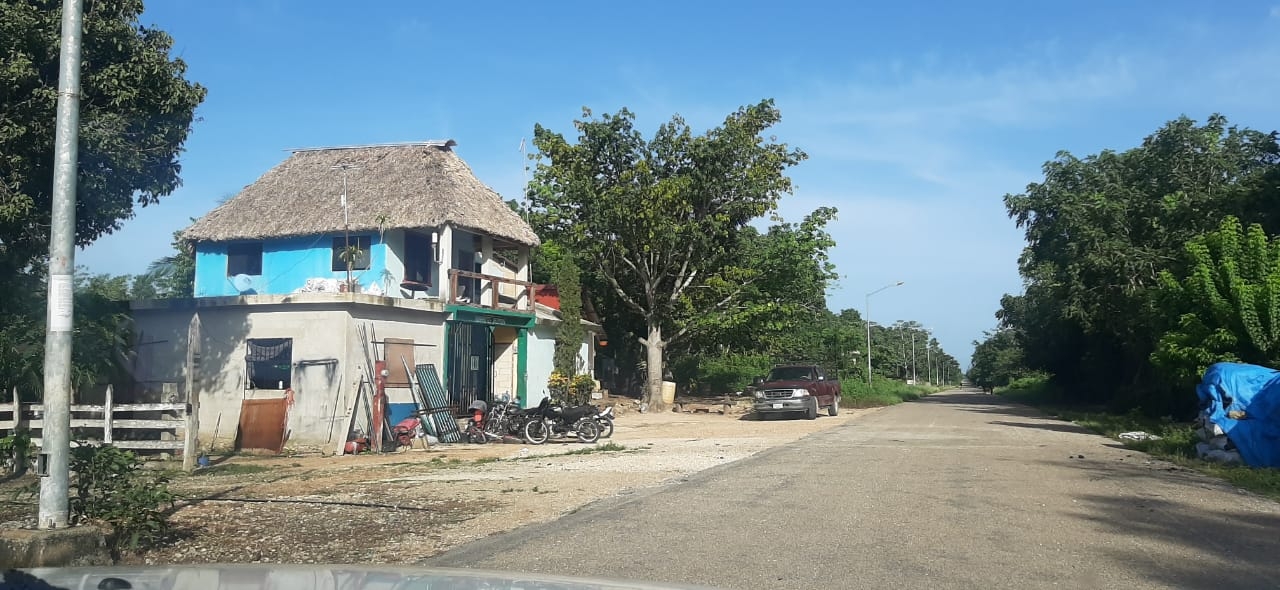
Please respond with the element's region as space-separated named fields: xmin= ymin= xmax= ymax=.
xmin=448 ymin=269 xmax=534 ymax=312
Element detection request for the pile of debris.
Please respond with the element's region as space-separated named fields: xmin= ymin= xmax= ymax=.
xmin=1193 ymin=362 xmax=1280 ymax=467
xmin=1193 ymin=414 xmax=1242 ymax=465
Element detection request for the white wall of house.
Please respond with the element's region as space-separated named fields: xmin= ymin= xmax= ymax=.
xmin=526 ymin=325 xmax=556 ymax=408
xmin=578 ymin=339 xmax=594 ymax=378
xmin=382 ymin=229 xmax=406 ymax=295
xmin=132 ymin=301 xmax=451 ymax=451
xmin=524 ymin=321 xmax=598 ymax=407
xmin=346 ymin=305 xmax=447 ymax=410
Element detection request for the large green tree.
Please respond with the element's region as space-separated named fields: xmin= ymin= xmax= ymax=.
xmin=1 ymin=0 xmax=205 ymax=275
xmin=674 ymin=207 xmax=838 ymax=358
xmin=1153 ymin=216 xmax=1280 ymax=385
xmin=1002 ymin=115 xmax=1280 ymax=410
xmin=0 ymin=0 xmax=204 ymax=394
xmin=529 ymin=100 xmax=806 ymax=407
xmin=967 ymin=329 xmax=1026 ymax=390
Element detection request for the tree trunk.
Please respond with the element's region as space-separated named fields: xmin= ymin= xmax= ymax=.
xmin=643 ymin=321 xmax=666 ymax=411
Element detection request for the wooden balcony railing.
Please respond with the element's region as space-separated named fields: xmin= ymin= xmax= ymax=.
xmin=448 ymin=269 xmax=534 ymax=312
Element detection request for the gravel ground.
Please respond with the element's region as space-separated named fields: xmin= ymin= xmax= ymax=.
xmin=0 ymin=404 xmax=877 ymax=564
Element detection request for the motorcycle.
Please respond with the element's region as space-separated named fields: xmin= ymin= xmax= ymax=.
xmin=464 ymin=400 xmax=489 ymax=444
xmin=390 ymin=409 xmax=432 ymax=448
xmin=482 ymin=400 xmax=531 ymax=442
xmin=593 ymin=405 xmax=615 ymax=439
xmin=522 ymin=398 xmax=600 ymax=444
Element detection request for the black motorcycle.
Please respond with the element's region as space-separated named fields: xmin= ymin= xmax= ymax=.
xmin=522 ymin=398 xmax=600 ymax=444
xmin=593 ymin=404 xmax=615 ymax=439
xmin=482 ymin=399 xmax=531 ymax=442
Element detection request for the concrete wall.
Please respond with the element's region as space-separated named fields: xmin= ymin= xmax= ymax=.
xmin=191 ymin=226 xmax=527 ymax=303
xmin=132 ymin=301 xmax=449 ymax=451
xmin=381 ymin=228 xmax=444 ymax=299
xmin=527 ymin=325 xmax=556 ymax=407
xmin=524 ymin=322 xmax=598 ymax=407
xmin=346 ymin=305 xmax=447 ymax=410
xmin=194 ymin=233 xmax=387 ymax=297
xmin=578 ymin=339 xmax=594 ymax=378
xmin=382 ymin=229 xmax=406 ymax=295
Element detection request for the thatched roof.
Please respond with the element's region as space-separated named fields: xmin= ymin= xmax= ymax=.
xmin=184 ymin=141 xmax=540 ymax=246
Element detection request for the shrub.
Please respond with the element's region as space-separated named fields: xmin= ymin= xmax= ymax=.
xmin=0 ymin=429 xmax=33 ymax=475
xmin=548 ymin=372 xmax=596 ymax=405
xmin=840 ymin=377 xmax=935 ymax=407
xmin=70 ymin=444 xmax=175 ymax=550
xmin=673 ymin=353 xmax=774 ymax=395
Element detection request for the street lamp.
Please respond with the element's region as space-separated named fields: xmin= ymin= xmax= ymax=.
xmin=921 ymin=326 xmax=936 ymax=386
xmin=865 ymin=281 xmax=905 ymax=388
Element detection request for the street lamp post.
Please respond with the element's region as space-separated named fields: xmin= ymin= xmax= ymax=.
xmin=921 ymin=327 xmax=940 ymax=386
xmin=911 ymin=332 xmax=917 ymax=384
xmin=865 ymin=281 xmax=905 ymax=388
xmin=926 ymin=330 xmax=936 ymax=386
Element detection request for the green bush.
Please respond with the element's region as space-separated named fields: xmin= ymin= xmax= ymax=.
xmin=0 ymin=429 xmax=33 ymax=475
xmin=674 ymin=353 xmax=774 ymax=395
xmin=841 ymin=377 xmax=935 ymax=407
xmin=70 ymin=444 xmax=175 ymax=550
xmin=995 ymin=374 xmax=1067 ymax=405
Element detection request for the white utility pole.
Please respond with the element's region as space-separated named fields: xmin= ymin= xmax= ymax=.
xmin=39 ymin=0 xmax=85 ymax=530
xmin=864 ymin=281 xmax=904 ymax=388
xmin=911 ymin=332 xmax=917 ymax=383
xmin=925 ymin=334 xmax=932 ymax=385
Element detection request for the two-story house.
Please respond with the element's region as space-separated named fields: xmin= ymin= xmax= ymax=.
xmin=129 ymin=141 xmax=598 ymax=452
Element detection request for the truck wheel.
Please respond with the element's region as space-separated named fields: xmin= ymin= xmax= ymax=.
xmin=828 ymin=397 xmax=840 ymax=417
xmin=805 ymin=399 xmax=818 ymax=420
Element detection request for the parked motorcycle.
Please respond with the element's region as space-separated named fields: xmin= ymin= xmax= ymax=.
xmin=464 ymin=400 xmax=489 ymax=444
xmin=593 ymin=405 xmax=615 ymax=439
xmin=522 ymin=398 xmax=600 ymax=444
xmin=483 ymin=400 xmax=531 ymax=442
xmin=391 ymin=409 xmax=432 ymax=448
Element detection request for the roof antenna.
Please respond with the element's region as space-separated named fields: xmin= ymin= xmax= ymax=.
xmin=331 ymin=163 xmax=363 ymax=290
xmin=519 ymin=137 xmax=529 ymax=222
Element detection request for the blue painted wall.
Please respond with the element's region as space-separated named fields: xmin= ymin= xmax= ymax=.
xmin=194 ymin=233 xmax=389 ymax=297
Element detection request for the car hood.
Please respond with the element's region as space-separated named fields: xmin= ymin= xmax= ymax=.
xmin=757 ymin=380 xmax=819 ymax=390
xmin=14 ymin=565 xmax=717 ymax=590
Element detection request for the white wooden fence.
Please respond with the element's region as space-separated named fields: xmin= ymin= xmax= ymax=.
xmin=0 ymin=384 xmax=198 ymax=470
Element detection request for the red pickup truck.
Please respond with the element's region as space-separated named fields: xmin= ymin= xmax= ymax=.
xmin=751 ymin=364 xmax=841 ymax=420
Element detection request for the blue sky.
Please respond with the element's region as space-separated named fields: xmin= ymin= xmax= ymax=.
xmin=79 ymin=0 xmax=1280 ymax=366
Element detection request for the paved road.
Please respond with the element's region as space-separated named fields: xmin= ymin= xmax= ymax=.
xmin=426 ymin=390 xmax=1280 ymax=589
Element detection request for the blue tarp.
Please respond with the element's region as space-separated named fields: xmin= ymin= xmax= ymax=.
xmin=1197 ymin=362 xmax=1280 ymax=468
xmin=387 ymin=402 xmax=418 ymax=428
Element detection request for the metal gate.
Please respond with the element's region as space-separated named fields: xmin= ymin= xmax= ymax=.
xmin=237 ymin=398 xmax=288 ymax=453
xmin=447 ymin=321 xmax=493 ymax=414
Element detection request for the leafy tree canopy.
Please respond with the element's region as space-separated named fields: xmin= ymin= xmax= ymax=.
xmin=529 ymin=100 xmax=806 ymax=406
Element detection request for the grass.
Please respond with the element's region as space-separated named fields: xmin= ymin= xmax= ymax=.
xmin=999 ymin=375 xmax=1280 ymax=501
xmin=840 ymin=377 xmax=939 ymax=408
xmin=191 ymin=463 xmax=273 ymax=477
xmin=563 ymin=442 xmax=627 ymax=455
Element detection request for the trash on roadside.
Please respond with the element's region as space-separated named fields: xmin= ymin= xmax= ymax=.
xmin=1195 ymin=442 xmax=1243 ymax=465
xmin=1194 ymin=362 xmax=1280 ymax=467
xmin=1118 ymin=431 xmax=1161 ymax=441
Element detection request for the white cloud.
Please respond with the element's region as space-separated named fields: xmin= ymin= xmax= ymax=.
xmin=754 ymin=57 xmax=1123 ymax=361
xmin=784 ymin=53 xmax=1139 ymax=132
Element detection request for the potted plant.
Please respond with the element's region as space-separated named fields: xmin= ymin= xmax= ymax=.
xmin=547 ymin=371 xmax=571 ymax=403
xmin=571 ymin=374 xmax=596 ymax=406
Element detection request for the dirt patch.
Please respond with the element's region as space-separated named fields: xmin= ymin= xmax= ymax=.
xmin=2 ymin=406 xmax=878 ymax=564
